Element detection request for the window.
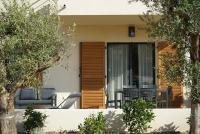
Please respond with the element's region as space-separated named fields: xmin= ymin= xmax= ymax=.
xmin=107 ymin=43 xmax=155 ymax=100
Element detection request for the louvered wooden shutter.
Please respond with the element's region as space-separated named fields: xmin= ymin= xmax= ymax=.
xmin=157 ymin=41 xmax=183 ymax=107
xmin=80 ymin=42 xmax=105 ymax=109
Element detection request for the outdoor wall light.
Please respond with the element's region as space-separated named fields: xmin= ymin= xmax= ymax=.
xmin=59 ymin=4 xmax=66 ymax=12
xmin=128 ymin=26 xmax=135 ymax=37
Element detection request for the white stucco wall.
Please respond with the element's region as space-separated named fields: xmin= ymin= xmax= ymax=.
xmin=15 ymin=108 xmax=190 ymax=133
xmin=2 ymin=0 xmax=150 ymax=15
xmin=21 ymin=0 xmax=150 ymax=16
xmin=57 ymin=0 xmax=149 ymax=15
xmin=43 ymin=43 xmax=80 ymax=107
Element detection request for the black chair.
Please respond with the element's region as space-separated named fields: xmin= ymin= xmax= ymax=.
xmin=122 ymin=85 xmax=139 ymax=103
xmin=139 ymin=84 xmax=156 ymax=101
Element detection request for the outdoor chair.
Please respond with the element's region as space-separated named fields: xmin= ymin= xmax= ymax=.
xmin=139 ymin=84 xmax=156 ymax=101
xmin=14 ymin=88 xmax=57 ymax=107
xmin=156 ymin=86 xmax=173 ymax=108
xmin=122 ymin=85 xmax=139 ymax=102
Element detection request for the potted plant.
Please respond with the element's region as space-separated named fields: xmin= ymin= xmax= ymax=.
xmin=23 ymin=105 xmax=47 ymax=134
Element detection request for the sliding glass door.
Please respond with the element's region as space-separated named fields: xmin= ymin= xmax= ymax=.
xmin=107 ymin=43 xmax=155 ymax=100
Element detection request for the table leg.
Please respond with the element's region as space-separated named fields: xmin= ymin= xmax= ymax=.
xmin=115 ymin=92 xmax=117 ymax=109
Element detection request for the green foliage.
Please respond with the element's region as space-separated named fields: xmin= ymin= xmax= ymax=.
xmin=23 ymin=105 xmax=47 ymax=133
xmin=0 ymin=0 xmax=66 ymax=91
xmin=122 ymin=99 xmax=155 ymax=134
xmin=159 ymin=51 xmax=185 ymax=84
xmin=78 ymin=112 xmax=106 ymax=134
xmin=133 ymin=0 xmax=200 ymax=43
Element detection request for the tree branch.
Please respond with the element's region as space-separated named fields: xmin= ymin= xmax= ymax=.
xmin=190 ymin=34 xmax=200 ymax=63
xmin=8 ymin=54 xmax=61 ymax=96
xmin=36 ymin=54 xmax=60 ymax=73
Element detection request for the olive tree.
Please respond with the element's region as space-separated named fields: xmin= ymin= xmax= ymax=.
xmin=0 ymin=0 xmax=68 ymax=133
xmin=132 ymin=0 xmax=200 ymax=133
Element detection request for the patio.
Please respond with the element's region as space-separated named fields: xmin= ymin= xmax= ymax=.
xmin=14 ymin=85 xmax=172 ymax=109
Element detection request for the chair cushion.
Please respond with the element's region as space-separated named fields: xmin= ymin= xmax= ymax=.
xmin=17 ymin=100 xmax=37 ymax=105
xmin=34 ymin=100 xmax=52 ymax=104
xmin=20 ymin=88 xmax=37 ymax=100
xmin=17 ymin=100 xmax=52 ymax=105
xmin=40 ymin=88 xmax=55 ymax=100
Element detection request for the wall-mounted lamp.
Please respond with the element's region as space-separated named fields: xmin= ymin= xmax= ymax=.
xmin=128 ymin=26 xmax=135 ymax=37
xmin=59 ymin=4 xmax=66 ymax=12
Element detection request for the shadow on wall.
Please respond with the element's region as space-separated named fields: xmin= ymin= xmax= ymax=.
xmin=153 ymin=122 xmax=179 ymax=132
xmin=15 ymin=111 xmax=24 ymax=133
xmin=105 ymin=111 xmax=126 ymax=133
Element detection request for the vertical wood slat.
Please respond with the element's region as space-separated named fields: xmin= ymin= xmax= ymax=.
xmin=80 ymin=42 xmax=105 ymax=109
xmin=157 ymin=41 xmax=183 ymax=107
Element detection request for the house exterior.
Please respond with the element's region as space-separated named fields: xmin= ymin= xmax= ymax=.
xmin=30 ymin=0 xmax=189 ymax=109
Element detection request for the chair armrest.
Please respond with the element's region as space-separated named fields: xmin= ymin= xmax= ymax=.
xmin=51 ymin=94 xmax=57 ymax=107
xmin=14 ymin=95 xmax=20 ymax=105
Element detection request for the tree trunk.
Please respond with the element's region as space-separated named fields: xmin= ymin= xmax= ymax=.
xmin=0 ymin=91 xmax=17 ymax=134
xmin=190 ymin=103 xmax=200 ymax=134
xmin=189 ymin=34 xmax=200 ymax=134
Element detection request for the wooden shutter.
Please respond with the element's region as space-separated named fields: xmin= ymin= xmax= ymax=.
xmin=80 ymin=42 xmax=105 ymax=109
xmin=157 ymin=41 xmax=183 ymax=107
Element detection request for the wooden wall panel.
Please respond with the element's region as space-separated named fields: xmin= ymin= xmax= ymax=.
xmin=80 ymin=42 xmax=105 ymax=109
xmin=157 ymin=41 xmax=183 ymax=107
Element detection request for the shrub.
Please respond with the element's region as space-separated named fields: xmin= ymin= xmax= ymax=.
xmin=122 ymin=99 xmax=155 ymax=134
xmin=78 ymin=112 xmax=105 ymax=134
xmin=23 ymin=106 xmax=47 ymax=133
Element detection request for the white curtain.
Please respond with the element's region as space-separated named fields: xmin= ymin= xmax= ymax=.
xmin=107 ymin=44 xmax=129 ymax=100
xmin=138 ymin=44 xmax=154 ymax=85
